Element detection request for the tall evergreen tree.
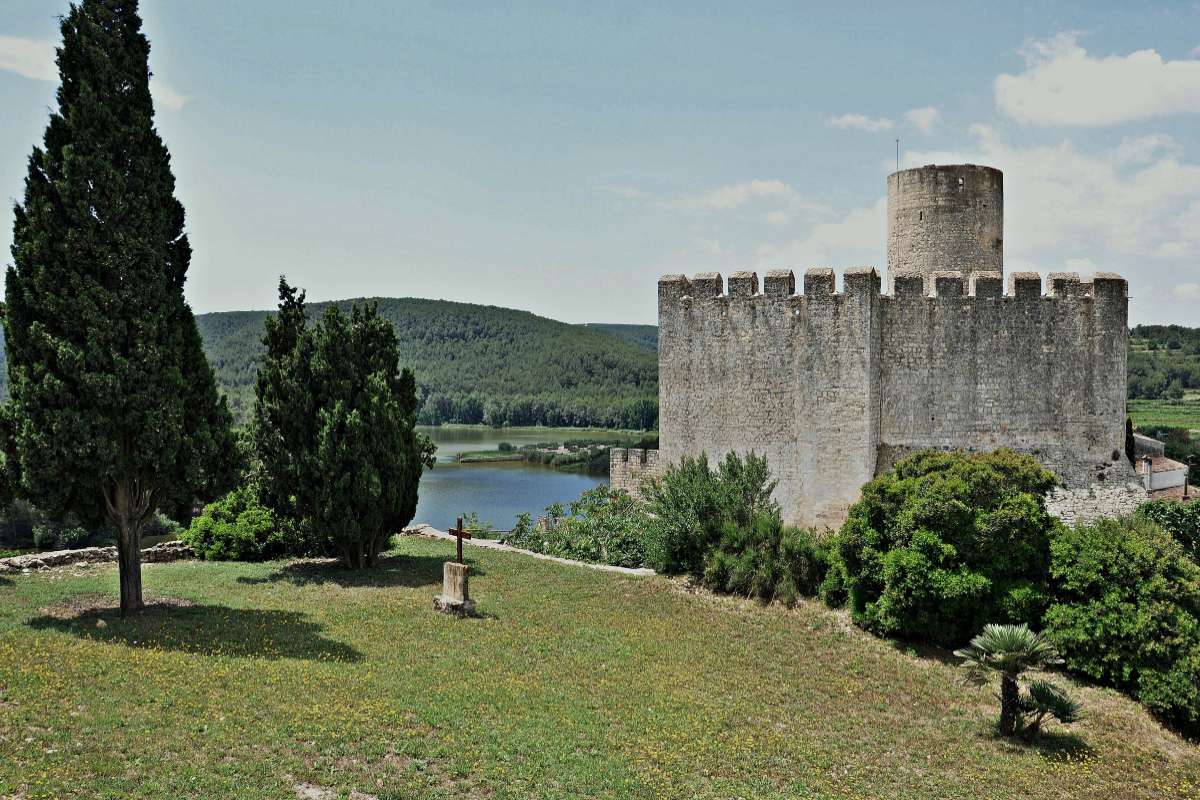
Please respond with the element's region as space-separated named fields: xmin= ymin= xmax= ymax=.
xmin=3 ymin=0 xmax=236 ymax=613
xmin=255 ymin=280 xmax=434 ymax=569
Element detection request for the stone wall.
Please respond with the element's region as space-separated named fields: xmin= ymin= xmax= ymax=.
xmin=887 ymin=164 xmax=1003 ymax=290
xmin=656 ymin=268 xmax=1131 ymax=528
xmin=609 ymin=448 xmax=663 ymax=496
xmin=1046 ymin=482 xmax=1148 ymax=527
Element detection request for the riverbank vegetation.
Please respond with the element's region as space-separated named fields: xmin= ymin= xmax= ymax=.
xmin=455 ymin=433 xmax=659 ymax=473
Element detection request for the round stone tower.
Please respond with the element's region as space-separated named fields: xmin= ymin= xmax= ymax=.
xmin=886 ymin=164 xmax=1003 ymax=290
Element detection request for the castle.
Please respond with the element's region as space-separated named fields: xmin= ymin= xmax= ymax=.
xmin=611 ymin=164 xmax=1147 ymax=528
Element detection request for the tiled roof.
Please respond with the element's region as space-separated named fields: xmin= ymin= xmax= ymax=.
xmin=1138 ymin=456 xmax=1189 ymax=474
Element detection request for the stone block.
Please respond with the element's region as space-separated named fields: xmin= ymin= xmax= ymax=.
xmin=433 ymin=561 xmax=476 ymax=617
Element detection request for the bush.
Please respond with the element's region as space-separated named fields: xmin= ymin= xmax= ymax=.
xmin=701 ymin=513 xmax=830 ymax=605
xmin=508 ymin=486 xmax=649 ymax=568
xmin=182 ymin=485 xmax=293 ymax=561
xmin=835 ymin=449 xmax=1060 ymax=646
xmin=641 ymin=451 xmax=777 ymax=577
xmin=1137 ymin=499 xmax=1200 ymax=561
xmin=1044 ymin=515 xmax=1200 ymax=730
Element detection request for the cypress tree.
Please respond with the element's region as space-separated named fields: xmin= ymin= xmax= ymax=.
xmin=3 ymin=0 xmax=236 ymax=613
xmin=255 ymin=281 xmax=434 ymax=569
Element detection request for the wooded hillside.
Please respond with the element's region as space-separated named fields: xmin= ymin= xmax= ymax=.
xmin=175 ymin=298 xmax=657 ymax=428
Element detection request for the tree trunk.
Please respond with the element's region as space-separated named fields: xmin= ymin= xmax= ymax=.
xmin=103 ymin=478 xmax=154 ymax=616
xmin=117 ymin=518 xmax=143 ymax=616
xmin=999 ymin=674 xmax=1019 ymax=736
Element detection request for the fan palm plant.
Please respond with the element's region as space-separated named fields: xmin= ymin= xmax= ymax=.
xmin=954 ymin=623 xmax=1080 ymax=737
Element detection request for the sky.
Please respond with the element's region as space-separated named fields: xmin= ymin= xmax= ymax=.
xmin=1 ymin=1 xmax=1199 ymax=326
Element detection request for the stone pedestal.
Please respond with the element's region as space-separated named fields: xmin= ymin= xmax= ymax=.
xmin=433 ymin=561 xmax=476 ymax=617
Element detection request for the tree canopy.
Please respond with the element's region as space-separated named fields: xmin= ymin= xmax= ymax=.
xmin=2 ymin=0 xmax=236 ymax=612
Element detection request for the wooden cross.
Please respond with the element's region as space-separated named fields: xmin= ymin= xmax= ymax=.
xmin=449 ymin=516 xmax=472 ymax=564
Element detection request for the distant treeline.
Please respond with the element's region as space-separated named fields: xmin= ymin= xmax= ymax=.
xmin=190 ymin=297 xmax=659 ymax=429
xmin=1129 ymin=325 xmax=1200 ymax=400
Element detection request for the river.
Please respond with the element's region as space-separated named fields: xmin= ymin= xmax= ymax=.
xmin=411 ymin=426 xmax=632 ymax=531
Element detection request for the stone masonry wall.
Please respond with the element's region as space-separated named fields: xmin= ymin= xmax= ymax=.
xmin=655 ymin=267 xmax=1131 ymax=528
xmin=887 ymin=165 xmax=1003 ymax=290
xmin=1046 ymin=482 xmax=1148 ymax=527
xmin=608 ymin=448 xmax=663 ymax=496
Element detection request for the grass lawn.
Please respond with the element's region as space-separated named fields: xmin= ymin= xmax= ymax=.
xmin=1129 ymin=398 xmax=1200 ymax=432
xmin=1 ymin=537 xmax=1197 ymax=799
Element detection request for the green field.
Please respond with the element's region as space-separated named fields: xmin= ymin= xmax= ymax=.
xmin=1 ymin=537 xmax=1197 ymax=799
xmin=1128 ymin=398 xmax=1200 ymax=431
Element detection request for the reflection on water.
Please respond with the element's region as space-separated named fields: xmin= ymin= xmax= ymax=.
xmin=412 ymin=426 xmax=620 ymax=530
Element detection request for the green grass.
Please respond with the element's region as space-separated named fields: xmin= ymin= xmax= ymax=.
xmin=1 ymin=538 xmax=1197 ymax=799
xmin=1129 ymin=398 xmax=1200 ymax=431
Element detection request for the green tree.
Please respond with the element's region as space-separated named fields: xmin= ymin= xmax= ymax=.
xmin=835 ymin=450 xmax=1060 ymax=646
xmin=2 ymin=0 xmax=235 ymax=613
xmin=253 ymin=278 xmax=314 ymax=531
xmin=955 ymin=624 xmax=1080 ymax=738
xmin=255 ymin=282 xmax=435 ymax=569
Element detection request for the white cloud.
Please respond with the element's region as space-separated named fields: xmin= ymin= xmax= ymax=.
xmin=904 ymin=106 xmax=940 ymax=134
xmin=673 ymin=179 xmax=794 ymax=211
xmin=694 ymin=238 xmax=729 ymax=257
xmin=996 ymin=32 xmax=1200 ymax=126
xmin=754 ymin=197 xmax=886 ymax=270
xmin=1173 ymin=282 xmax=1200 ymax=300
xmin=765 ymin=210 xmax=791 ymax=226
xmin=601 ymin=184 xmax=647 ymax=201
xmin=150 ymin=78 xmax=187 ymax=111
xmin=828 ymin=113 xmax=894 ymax=132
xmin=1113 ymin=134 xmax=1182 ymax=165
xmin=0 ymin=35 xmax=56 ymax=81
xmin=0 ymin=34 xmax=187 ymax=110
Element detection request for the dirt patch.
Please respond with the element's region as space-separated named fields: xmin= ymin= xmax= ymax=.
xmin=38 ymin=594 xmax=196 ymax=620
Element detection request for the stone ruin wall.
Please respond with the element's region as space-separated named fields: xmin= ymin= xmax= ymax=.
xmin=609 ymin=447 xmax=661 ymax=496
xmin=649 ymin=267 xmax=1138 ymax=529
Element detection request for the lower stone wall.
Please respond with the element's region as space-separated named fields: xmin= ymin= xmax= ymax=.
xmin=1045 ymin=481 xmax=1148 ymax=527
xmin=609 ymin=448 xmax=664 ymax=497
xmin=0 ymin=540 xmax=193 ymax=573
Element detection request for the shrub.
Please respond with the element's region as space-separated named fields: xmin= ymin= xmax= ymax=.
xmin=1044 ymin=515 xmax=1200 ymax=730
xmin=836 ymin=449 xmax=1060 ymax=646
xmin=182 ymin=485 xmax=292 ymax=561
xmin=508 ymin=486 xmax=649 ymax=568
xmin=701 ymin=513 xmax=830 ymax=605
xmin=1137 ymin=499 xmax=1200 ymax=562
xmin=641 ymin=451 xmax=777 ymax=577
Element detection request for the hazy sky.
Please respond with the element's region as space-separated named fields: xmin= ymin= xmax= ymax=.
xmin=2 ymin=1 xmax=1199 ymax=325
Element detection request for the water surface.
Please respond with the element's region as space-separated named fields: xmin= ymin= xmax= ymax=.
xmin=412 ymin=426 xmax=627 ymax=530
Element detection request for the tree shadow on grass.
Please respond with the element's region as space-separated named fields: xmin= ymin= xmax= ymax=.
xmin=981 ymin=727 xmax=1095 ymax=761
xmin=0 ymin=575 xmax=12 ymax=587
xmin=236 ymin=552 xmax=486 ymax=590
xmin=28 ymin=600 xmax=362 ymax=662
xmin=887 ymin=637 xmax=961 ymax=668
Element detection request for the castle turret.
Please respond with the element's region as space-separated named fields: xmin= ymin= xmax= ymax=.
xmin=886 ymin=164 xmax=1003 ymax=291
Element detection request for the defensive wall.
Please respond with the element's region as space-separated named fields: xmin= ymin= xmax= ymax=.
xmin=614 ymin=267 xmax=1137 ymax=528
xmin=611 ymin=164 xmax=1144 ymax=527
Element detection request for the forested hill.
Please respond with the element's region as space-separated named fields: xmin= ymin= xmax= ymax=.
xmin=1129 ymin=324 xmax=1200 ymax=399
xmin=579 ymin=323 xmax=658 ymax=353
xmin=195 ymin=298 xmax=658 ymax=428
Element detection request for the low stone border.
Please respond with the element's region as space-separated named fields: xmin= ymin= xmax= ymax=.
xmin=403 ymin=524 xmax=656 ymax=577
xmin=0 ymin=540 xmax=193 ymax=574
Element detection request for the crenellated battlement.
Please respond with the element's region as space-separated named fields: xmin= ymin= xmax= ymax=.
xmin=656 ymin=265 xmax=1131 ymax=529
xmin=658 ymin=268 xmax=1127 ymax=305
xmin=609 ymin=447 xmax=659 ymax=467
xmin=652 ymin=164 xmax=1137 ymax=530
